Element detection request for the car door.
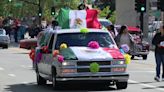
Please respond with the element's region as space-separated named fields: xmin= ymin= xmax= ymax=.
xmin=38 ymin=32 xmax=51 ymax=75
xmin=45 ymin=33 xmax=55 ymax=75
xmin=37 ymin=32 xmax=47 ymax=74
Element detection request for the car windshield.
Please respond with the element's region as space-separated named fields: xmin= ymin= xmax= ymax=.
xmin=0 ymin=29 xmax=4 ymax=35
xmin=55 ymin=32 xmax=114 ymax=49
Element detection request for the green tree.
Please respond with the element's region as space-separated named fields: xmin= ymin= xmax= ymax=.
xmin=98 ymin=6 xmax=116 ymax=24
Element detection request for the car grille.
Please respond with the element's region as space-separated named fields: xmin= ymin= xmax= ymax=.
xmin=77 ymin=68 xmax=110 ymax=72
xmin=77 ymin=61 xmax=111 ymax=73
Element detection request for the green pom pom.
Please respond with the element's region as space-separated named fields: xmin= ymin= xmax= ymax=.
xmin=80 ymin=28 xmax=89 ymax=33
xmin=90 ymin=62 xmax=100 ymax=73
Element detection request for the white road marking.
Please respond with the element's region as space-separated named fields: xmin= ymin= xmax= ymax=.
xmin=21 ymin=65 xmax=32 ymax=69
xmin=22 ymin=82 xmax=28 ymax=84
xmin=128 ymin=70 xmax=155 ymax=73
xmin=8 ymin=74 xmax=16 ymax=77
xmin=20 ymin=65 xmax=26 ymax=68
xmin=0 ymin=67 xmax=4 ymax=71
xmin=28 ymin=65 xmax=32 ymax=68
xmin=129 ymin=80 xmax=164 ymax=91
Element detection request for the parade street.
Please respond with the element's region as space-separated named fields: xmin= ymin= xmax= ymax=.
xmin=0 ymin=46 xmax=163 ymax=92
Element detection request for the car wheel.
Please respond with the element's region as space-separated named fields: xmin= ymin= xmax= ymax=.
xmin=52 ymin=68 xmax=57 ymax=89
xmin=131 ymin=55 xmax=134 ymax=59
xmin=116 ymin=81 xmax=128 ymax=89
xmin=142 ymin=55 xmax=147 ymax=60
xmin=36 ymin=70 xmax=46 ymax=85
xmin=3 ymin=45 xmax=8 ymax=49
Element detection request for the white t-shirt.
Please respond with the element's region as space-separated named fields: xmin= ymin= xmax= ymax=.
xmin=119 ymin=34 xmax=131 ymax=48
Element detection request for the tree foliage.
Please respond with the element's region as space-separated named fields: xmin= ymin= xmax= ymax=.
xmin=98 ymin=6 xmax=116 ymax=23
xmin=0 ymin=0 xmax=115 ymax=23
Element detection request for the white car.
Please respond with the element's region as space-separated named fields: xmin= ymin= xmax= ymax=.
xmin=0 ymin=29 xmax=10 ymax=49
xmin=98 ymin=18 xmax=112 ymax=27
xmin=33 ymin=28 xmax=129 ymax=89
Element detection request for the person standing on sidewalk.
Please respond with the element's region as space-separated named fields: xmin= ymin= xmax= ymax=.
xmin=152 ymin=25 xmax=164 ymax=82
xmin=115 ymin=25 xmax=134 ymax=53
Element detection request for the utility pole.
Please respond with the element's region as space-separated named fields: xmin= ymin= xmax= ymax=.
xmin=135 ymin=0 xmax=148 ymax=39
xmin=140 ymin=12 xmax=144 ymax=32
xmin=38 ymin=0 xmax=41 ymax=25
xmin=162 ymin=5 xmax=164 ymax=24
xmin=143 ymin=0 xmax=149 ymax=40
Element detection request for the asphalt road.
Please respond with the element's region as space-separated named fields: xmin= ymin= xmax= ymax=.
xmin=0 ymin=47 xmax=164 ymax=92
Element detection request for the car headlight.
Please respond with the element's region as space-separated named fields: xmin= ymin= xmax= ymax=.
xmin=62 ymin=61 xmax=76 ymax=66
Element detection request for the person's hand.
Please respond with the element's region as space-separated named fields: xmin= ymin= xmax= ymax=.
xmin=157 ymin=44 xmax=161 ymax=47
xmin=157 ymin=44 xmax=164 ymax=48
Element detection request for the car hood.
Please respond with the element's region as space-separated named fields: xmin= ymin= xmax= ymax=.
xmin=0 ymin=35 xmax=9 ymax=39
xmin=60 ymin=47 xmax=124 ymax=60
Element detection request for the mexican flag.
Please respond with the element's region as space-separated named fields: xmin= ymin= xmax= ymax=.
xmin=59 ymin=47 xmax=124 ymax=60
xmin=57 ymin=8 xmax=101 ymax=29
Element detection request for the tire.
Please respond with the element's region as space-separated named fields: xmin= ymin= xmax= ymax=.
xmin=131 ymin=55 xmax=134 ymax=59
xmin=142 ymin=55 xmax=147 ymax=60
xmin=36 ymin=70 xmax=46 ymax=85
xmin=116 ymin=82 xmax=128 ymax=89
xmin=52 ymin=68 xmax=57 ymax=89
xmin=3 ymin=45 xmax=8 ymax=49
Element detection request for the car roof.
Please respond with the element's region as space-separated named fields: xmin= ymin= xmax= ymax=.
xmin=114 ymin=25 xmax=141 ymax=32
xmin=128 ymin=26 xmax=141 ymax=32
xmin=48 ymin=28 xmax=109 ymax=34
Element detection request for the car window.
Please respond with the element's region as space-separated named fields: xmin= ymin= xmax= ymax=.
xmin=55 ymin=32 xmax=114 ymax=49
xmin=48 ymin=34 xmax=54 ymax=50
xmin=38 ymin=32 xmax=51 ymax=47
xmin=99 ymin=21 xmax=112 ymax=27
xmin=0 ymin=29 xmax=4 ymax=35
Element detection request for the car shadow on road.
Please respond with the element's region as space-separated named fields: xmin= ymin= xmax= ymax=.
xmin=4 ymin=82 xmax=117 ymax=92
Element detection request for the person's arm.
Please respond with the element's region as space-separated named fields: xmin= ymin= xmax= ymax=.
xmin=152 ymin=33 xmax=158 ymax=46
xmin=129 ymin=34 xmax=135 ymax=42
xmin=114 ymin=35 xmax=120 ymax=47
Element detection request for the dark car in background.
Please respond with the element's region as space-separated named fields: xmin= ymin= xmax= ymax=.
xmin=19 ymin=38 xmax=37 ymax=49
xmin=128 ymin=26 xmax=150 ymax=60
xmin=0 ymin=29 xmax=10 ymax=49
xmin=115 ymin=25 xmax=150 ymax=60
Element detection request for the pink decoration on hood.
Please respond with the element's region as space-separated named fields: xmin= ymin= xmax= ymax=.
xmin=103 ymin=48 xmax=124 ymax=59
xmin=88 ymin=41 xmax=100 ymax=49
xmin=57 ymin=55 xmax=64 ymax=63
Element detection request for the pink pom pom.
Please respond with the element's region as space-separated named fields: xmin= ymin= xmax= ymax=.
xmin=57 ymin=55 xmax=64 ymax=63
xmin=88 ymin=41 xmax=100 ymax=49
xmin=36 ymin=53 xmax=42 ymax=63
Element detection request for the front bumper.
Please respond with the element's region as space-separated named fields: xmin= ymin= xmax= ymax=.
xmin=0 ymin=42 xmax=8 ymax=46
xmin=56 ymin=73 xmax=129 ymax=82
